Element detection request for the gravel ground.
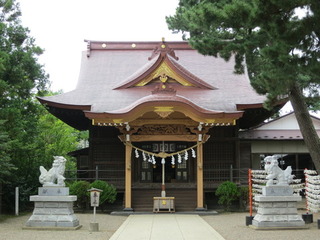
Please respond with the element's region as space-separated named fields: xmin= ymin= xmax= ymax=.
xmin=1 ymin=210 xmax=319 ymax=240
xmin=0 ymin=213 xmax=127 ymax=240
xmin=203 ymin=210 xmax=320 ymax=240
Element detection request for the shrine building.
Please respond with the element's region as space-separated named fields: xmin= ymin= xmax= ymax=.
xmin=38 ymin=40 xmax=282 ymax=211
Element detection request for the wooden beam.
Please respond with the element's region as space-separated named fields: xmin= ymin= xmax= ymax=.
xmin=131 ymin=119 xmax=197 ymax=126
xmin=119 ymin=134 xmax=210 ymax=142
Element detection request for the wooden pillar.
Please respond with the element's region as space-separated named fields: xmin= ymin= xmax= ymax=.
xmin=196 ymin=142 xmax=205 ymax=211
xmin=124 ymin=144 xmax=133 ymax=211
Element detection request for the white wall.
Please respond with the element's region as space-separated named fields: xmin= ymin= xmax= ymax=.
xmin=251 ymin=141 xmax=308 ymax=153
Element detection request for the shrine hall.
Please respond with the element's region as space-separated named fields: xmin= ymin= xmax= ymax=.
xmin=38 ymin=40 xmax=282 ymax=211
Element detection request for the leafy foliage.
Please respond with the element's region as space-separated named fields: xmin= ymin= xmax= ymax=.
xmin=68 ymin=180 xmax=90 ymax=210
xmin=89 ymin=180 xmax=117 ymax=206
xmin=0 ymin=0 xmax=49 ymax=212
xmin=68 ymin=180 xmax=118 ymax=211
xmin=0 ymin=120 xmax=16 ymax=184
xmin=215 ymin=181 xmax=240 ymax=211
xmin=167 ymin=0 xmax=320 ymax=170
xmin=0 ymin=1 xmax=84 ymax=212
xmin=238 ymin=186 xmax=249 ymax=210
xmin=35 ymin=104 xmax=79 ymax=169
xmin=167 ymin=0 xmax=320 ymax=108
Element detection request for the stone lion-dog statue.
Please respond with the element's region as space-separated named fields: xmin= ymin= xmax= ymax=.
xmin=264 ymin=155 xmax=294 ymax=186
xmin=39 ymin=156 xmax=66 ymax=186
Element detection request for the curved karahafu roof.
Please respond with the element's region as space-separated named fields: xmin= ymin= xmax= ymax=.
xmin=38 ymin=40 xmax=279 ymax=130
xmin=84 ymin=86 xmax=243 ymax=125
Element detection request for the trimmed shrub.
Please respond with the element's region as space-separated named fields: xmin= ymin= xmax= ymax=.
xmin=89 ymin=180 xmax=117 ymax=207
xmin=68 ymin=180 xmax=90 ymax=210
xmin=215 ymin=181 xmax=240 ymax=211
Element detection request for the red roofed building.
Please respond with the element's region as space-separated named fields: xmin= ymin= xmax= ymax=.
xmin=38 ymin=40 xmax=282 ymax=211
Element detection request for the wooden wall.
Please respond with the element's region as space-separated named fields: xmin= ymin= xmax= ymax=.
xmin=89 ymin=126 xmax=125 ymax=190
xmin=86 ymin=125 xmax=248 ymax=191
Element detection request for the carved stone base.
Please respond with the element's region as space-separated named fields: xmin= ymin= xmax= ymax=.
xmin=25 ymin=187 xmax=81 ymax=229
xmin=252 ymin=186 xmax=305 ymax=229
xmin=262 ymin=185 xmax=293 ymax=196
xmin=38 ymin=187 xmax=69 ymax=196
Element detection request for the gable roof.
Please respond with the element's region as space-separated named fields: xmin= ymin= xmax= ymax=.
xmin=239 ymin=112 xmax=320 ymax=139
xmin=38 ymin=40 xmax=277 ymax=130
xmin=113 ymin=47 xmax=216 ymax=90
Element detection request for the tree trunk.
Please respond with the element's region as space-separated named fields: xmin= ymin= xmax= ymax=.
xmin=289 ymin=82 xmax=320 ymax=172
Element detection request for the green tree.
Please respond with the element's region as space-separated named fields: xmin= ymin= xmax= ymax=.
xmin=0 ymin=0 xmax=49 ymax=171
xmin=0 ymin=120 xmax=16 ymax=184
xmin=0 ymin=1 xmax=85 ymax=213
xmin=35 ymin=103 xmax=79 ymax=169
xmin=0 ymin=0 xmax=51 ymax=212
xmin=2 ymin=96 xmax=83 ymax=212
xmin=0 ymin=119 xmax=17 ymax=214
xmin=167 ymin=0 xmax=320 ymax=170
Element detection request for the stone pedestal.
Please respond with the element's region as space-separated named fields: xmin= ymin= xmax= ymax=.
xmin=25 ymin=187 xmax=81 ymax=229
xmin=90 ymin=222 xmax=99 ymax=232
xmin=252 ymin=186 xmax=305 ymax=229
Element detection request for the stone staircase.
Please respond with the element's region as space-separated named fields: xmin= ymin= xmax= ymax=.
xmin=132 ymin=188 xmax=197 ymax=212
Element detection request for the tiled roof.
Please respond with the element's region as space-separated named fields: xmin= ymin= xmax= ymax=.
xmin=38 ymin=40 xmax=267 ymax=123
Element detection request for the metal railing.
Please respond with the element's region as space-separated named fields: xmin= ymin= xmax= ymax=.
xmin=204 ymin=165 xmax=249 ymax=185
xmin=65 ymin=166 xmax=125 ymax=187
xmin=65 ymin=165 xmax=307 ymax=187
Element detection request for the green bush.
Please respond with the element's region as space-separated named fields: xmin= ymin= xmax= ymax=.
xmin=238 ymin=186 xmax=249 ymax=211
xmin=68 ymin=180 xmax=90 ymax=210
xmin=89 ymin=180 xmax=117 ymax=206
xmin=215 ymin=181 xmax=240 ymax=211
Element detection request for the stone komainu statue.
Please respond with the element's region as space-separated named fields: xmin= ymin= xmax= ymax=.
xmin=39 ymin=156 xmax=66 ymax=187
xmin=264 ymin=156 xmax=294 ymax=186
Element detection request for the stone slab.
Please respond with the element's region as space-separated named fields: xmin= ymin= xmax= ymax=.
xmin=249 ymin=224 xmax=309 ymax=230
xmin=257 ymin=202 xmax=297 ymax=208
xmin=56 ymin=220 xmax=80 ymax=228
xmin=90 ymin=222 xmax=99 ymax=232
xmin=254 ymin=195 xmax=302 ymax=202
xmin=27 ymin=212 xmax=78 ymax=221
xmin=38 ymin=187 xmax=69 ymax=196
xmin=257 ymin=207 xmax=297 ymax=215
xmin=30 ymin=195 xmax=77 ymax=202
xmin=33 ymin=207 xmax=74 ymax=215
xmin=23 ymin=225 xmax=82 ymax=230
xmin=254 ymin=213 xmax=304 ymax=222
xmin=35 ymin=202 xmax=73 ymax=208
xmin=262 ymin=186 xmax=293 ymax=196
xmin=252 ymin=219 xmax=306 ymax=228
xmin=26 ymin=212 xmax=80 ymax=228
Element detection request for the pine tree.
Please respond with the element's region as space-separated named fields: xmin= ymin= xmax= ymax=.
xmin=167 ymin=0 xmax=320 ymax=171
